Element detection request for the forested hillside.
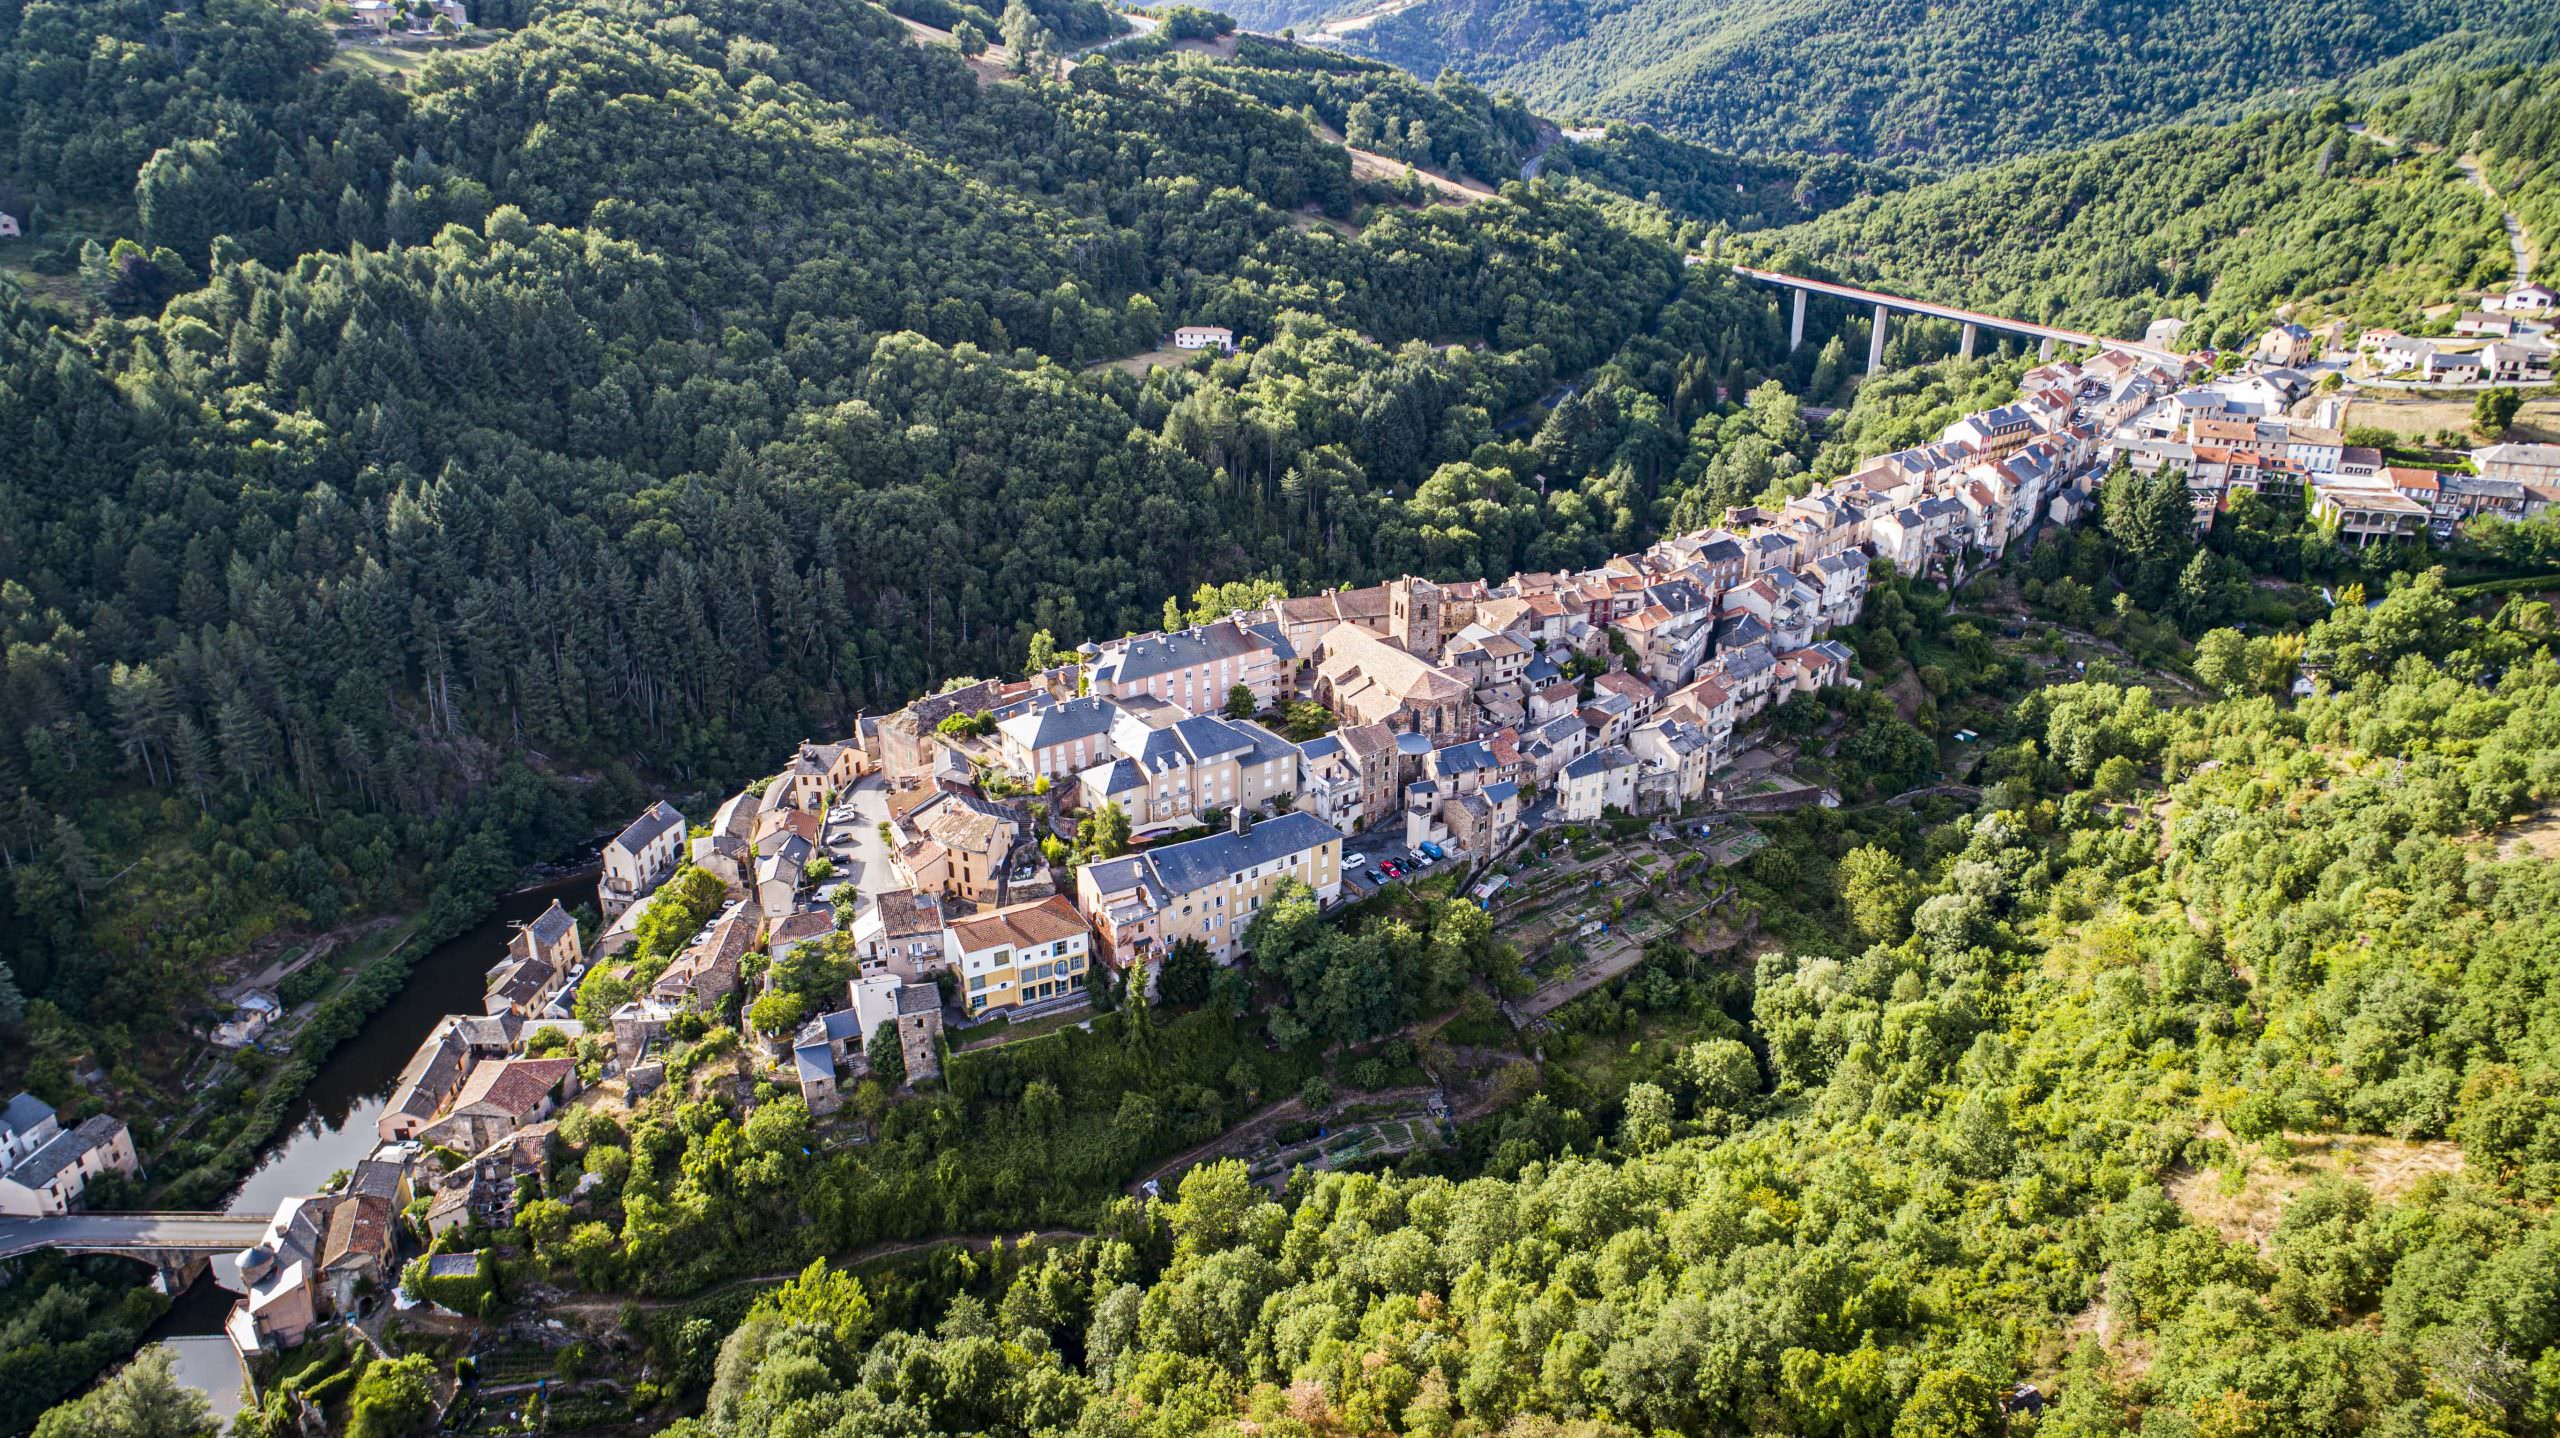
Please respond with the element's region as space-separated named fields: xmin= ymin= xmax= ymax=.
xmin=1745 ymin=107 xmax=2511 ymax=351
xmin=2365 ymin=60 xmax=2560 ymax=280
xmin=627 ymin=581 xmax=2560 ymax=1438
xmin=0 ymin=0 xmax=1793 ymax=1107
xmin=1225 ymin=0 xmax=2518 ymax=165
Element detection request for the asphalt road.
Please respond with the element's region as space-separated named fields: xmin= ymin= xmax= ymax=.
xmin=0 ymin=1211 xmax=271 ymax=1259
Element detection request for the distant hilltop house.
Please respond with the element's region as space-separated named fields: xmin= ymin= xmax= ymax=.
xmin=2142 ymin=316 xmax=2187 ymax=349
xmin=345 ymin=0 xmax=469 ymax=30
xmin=0 ymin=212 xmax=19 ymax=240
xmin=2487 ymin=281 xmax=2557 ymax=314
xmin=1172 ymin=324 xmax=1235 ymax=353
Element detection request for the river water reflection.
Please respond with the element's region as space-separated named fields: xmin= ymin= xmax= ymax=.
xmin=134 ymin=868 xmax=600 ymax=1419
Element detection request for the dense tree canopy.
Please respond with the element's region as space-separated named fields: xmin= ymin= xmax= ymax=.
xmin=0 ymin=0 xmax=1783 ymax=1104
xmin=1223 ymin=0 xmax=2516 ymax=165
xmin=1751 ymin=108 xmax=2509 ymax=349
xmin=643 ymin=589 xmax=2560 ymax=1438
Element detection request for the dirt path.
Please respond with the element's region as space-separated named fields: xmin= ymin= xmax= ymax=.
xmin=1126 ymin=1073 xmax=1469 ymax=1195
xmin=893 ymin=9 xmax=1162 ymax=85
xmin=1308 ymin=119 xmax=1495 ymax=205
xmin=545 ymin=1229 xmax=1093 ymax=1318
xmin=217 ymin=915 xmax=402 ymax=1002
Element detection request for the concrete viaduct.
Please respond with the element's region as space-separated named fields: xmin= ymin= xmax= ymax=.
xmin=1724 ymin=266 xmax=2174 ymax=372
xmin=0 ymin=1211 xmax=268 ymax=1293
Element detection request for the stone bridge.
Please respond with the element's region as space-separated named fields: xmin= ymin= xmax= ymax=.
xmin=0 ymin=1211 xmax=269 ymax=1293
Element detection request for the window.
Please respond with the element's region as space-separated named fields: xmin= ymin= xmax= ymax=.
xmin=969 ymin=974 xmax=986 ymax=992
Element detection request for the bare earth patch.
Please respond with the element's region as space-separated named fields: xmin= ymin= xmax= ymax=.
xmin=1308 ymin=120 xmax=1494 ymax=206
xmin=1884 ymin=669 xmax=1929 ymax=723
xmin=1086 ymin=346 xmax=1193 ymax=377
xmin=2499 ymin=807 xmax=2560 ymax=862
xmin=892 ymin=13 xmax=1014 ymax=86
xmin=1289 ymin=207 xmax=1359 ymax=238
xmin=2169 ymin=1131 xmax=2464 ymax=1254
xmin=2051 ymin=1292 xmax=2156 ymax=1386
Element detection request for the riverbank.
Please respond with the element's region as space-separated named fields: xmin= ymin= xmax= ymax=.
xmin=9 ymin=865 xmax=602 ymax=1438
xmin=146 ymin=867 xmax=598 ymax=1212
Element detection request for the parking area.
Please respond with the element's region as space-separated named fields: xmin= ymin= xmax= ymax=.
xmin=1336 ymin=823 xmax=1465 ymax=898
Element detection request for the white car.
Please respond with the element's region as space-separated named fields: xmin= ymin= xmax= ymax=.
xmin=1343 ymin=853 xmax=1369 ymax=869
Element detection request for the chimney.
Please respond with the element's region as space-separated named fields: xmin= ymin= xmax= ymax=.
xmin=1231 ymin=807 xmax=1248 ymax=837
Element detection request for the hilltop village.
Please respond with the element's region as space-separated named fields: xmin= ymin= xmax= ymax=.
xmin=29 ymin=330 xmax=2560 ymax=1384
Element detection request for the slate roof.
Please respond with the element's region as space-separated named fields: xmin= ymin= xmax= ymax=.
xmin=1080 ymin=757 xmax=1144 ymax=798
xmin=1092 ymin=619 xmax=1274 ymax=685
xmin=1563 ymin=747 xmax=1636 ymax=780
xmin=451 ymin=1014 xmax=521 ymax=1052
xmin=6 ymin=1116 xmax=123 ymax=1193
xmin=385 ymin=1030 xmax=466 ymax=1123
xmin=998 ymin=696 xmax=1120 ymax=751
xmin=795 ymin=1046 xmax=835 ymax=1084
xmin=526 ymin=901 xmax=574 ymax=950
xmin=797 ymin=1008 xmax=863 ymax=1052
xmin=1079 ymin=855 xmax=1167 ymax=920
xmin=1140 ymin=811 xmax=1339 ymax=896
xmin=348 ymin=1159 xmax=407 ymax=1202
xmin=1715 ymin=615 xmax=1772 ymax=651
xmin=1431 ymin=741 xmax=1496 ymax=776
xmin=1 ymin=1092 xmax=54 ymax=1142
xmin=1718 ymin=646 xmax=1776 ymax=680
xmin=485 ymin=957 xmax=555 ymax=1008
xmin=612 ymin=801 xmax=684 ymax=855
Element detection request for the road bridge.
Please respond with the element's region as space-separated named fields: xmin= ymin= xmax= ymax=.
xmin=1723 ymin=266 xmax=2177 ymax=372
xmin=0 ymin=1212 xmax=269 ymax=1292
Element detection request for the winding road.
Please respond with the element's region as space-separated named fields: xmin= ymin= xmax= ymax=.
xmin=2458 ymin=156 xmax=2534 ymax=286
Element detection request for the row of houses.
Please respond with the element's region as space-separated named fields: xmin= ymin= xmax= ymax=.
xmin=0 ymin=1092 xmax=140 ymax=1216
xmin=2122 ymin=406 xmax=2560 ymax=544
xmin=581 ymin=345 xmax=2232 ymax=1121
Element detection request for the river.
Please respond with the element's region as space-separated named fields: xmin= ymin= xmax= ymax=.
xmin=135 ymin=867 xmax=601 ymax=1419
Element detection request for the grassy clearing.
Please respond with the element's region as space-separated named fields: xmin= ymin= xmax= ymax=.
xmin=2168 ymin=1130 xmax=2464 ymax=1255
xmin=1085 ymin=346 xmax=1193 ymax=377
xmin=2341 ymin=391 xmax=2560 ymax=443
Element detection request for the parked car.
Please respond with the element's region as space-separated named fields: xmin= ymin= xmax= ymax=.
xmin=1343 ymin=852 xmax=1369 ymax=869
xmin=1419 ymin=841 xmax=1447 ymax=861
xmin=1379 ymin=860 xmax=1405 ymax=879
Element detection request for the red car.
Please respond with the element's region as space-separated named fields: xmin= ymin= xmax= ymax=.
xmin=1378 ymin=859 xmax=1405 ymax=879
